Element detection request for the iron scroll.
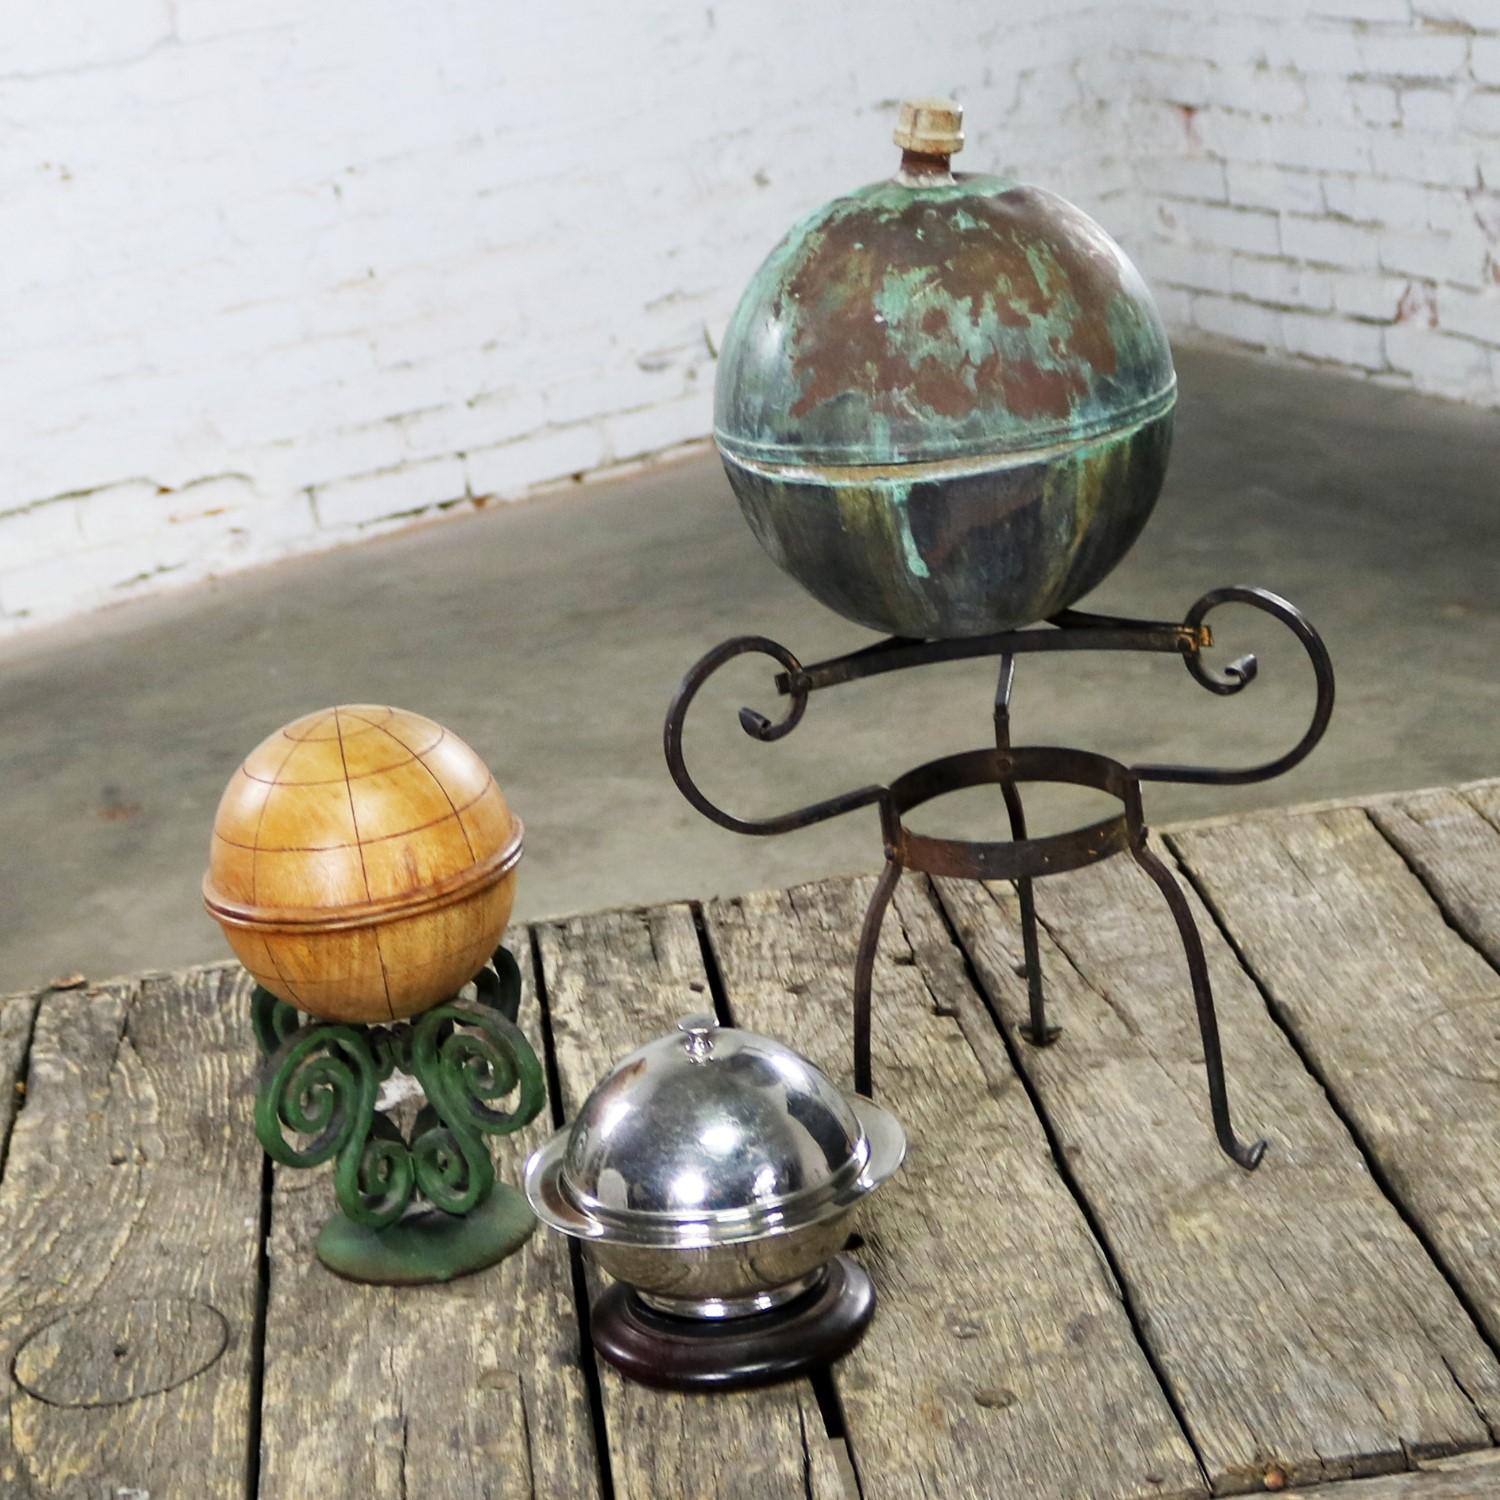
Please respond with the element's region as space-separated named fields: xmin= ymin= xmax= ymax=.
xmin=663 ymin=588 xmax=1335 ymax=1171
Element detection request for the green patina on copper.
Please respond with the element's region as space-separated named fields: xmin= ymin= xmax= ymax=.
xmin=715 ymin=168 xmax=1176 ymax=638
xmin=716 ymin=174 xmax=1174 ymax=468
xmin=730 ymin=415 xmax=1171 ymax=639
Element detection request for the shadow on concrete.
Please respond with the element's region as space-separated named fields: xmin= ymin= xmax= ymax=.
xmin=1 ymin=345 xmax=1496 ymax=992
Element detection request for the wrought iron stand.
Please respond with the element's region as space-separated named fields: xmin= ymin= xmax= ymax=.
xmin=251 ymin=946 xmax=546 ymax=1282
xmin=665 ymin=586 xmax=1334 ymax=1171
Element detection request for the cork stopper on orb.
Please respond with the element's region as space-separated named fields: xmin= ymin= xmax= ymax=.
xmin=893 ymin=97 xmax=964 ymax=160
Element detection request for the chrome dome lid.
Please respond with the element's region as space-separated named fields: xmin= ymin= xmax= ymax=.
xmin=524 ymin=1014 xmax=905 ymax=1248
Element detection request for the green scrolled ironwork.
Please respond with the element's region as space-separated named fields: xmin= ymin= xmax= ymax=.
xmin=251 ymin=947 xmax=545 ymax=1232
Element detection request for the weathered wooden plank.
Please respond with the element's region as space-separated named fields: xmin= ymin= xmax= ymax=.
xmin=536 ymin=905 xmax=848 ymax=1500
xmin=257 ymin=933 xmax=602 ymax=1500
xmin=0 ymin=988 xmax=39 ymax=1179
xmin=705 ymin=877 xmax=1206 ymax=1500
xmin=1158 ymin=780 xmax=1500 ymax=846
xmin=1171 ymin=807 xmax=1500 ymax=1359
xmin=0 ymin=966 xmax=263 ymax=1498
xmin=1164 ymin=785 xmax=1423 ymax=836
xmin=1368 ymin=784 xmax=1500 ymax=971
xmin=1285 ymin=1448 xmax=1500 ymax=1497
xmin=937 ymin=847 xmax=1500 ymax=1493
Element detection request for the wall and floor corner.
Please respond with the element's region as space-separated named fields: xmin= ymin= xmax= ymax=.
xmin=1 ymin=0 xmax=1494 ymax=639
xmin=1128 ymin=0 xmax=1500 ymax=397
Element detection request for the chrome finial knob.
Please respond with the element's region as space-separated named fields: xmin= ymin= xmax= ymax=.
xmin=677 ymin=1013 xmax=717 ymax=1060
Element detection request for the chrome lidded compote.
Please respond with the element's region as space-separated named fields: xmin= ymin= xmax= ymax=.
xmin=525 ymin=1013 xmax=904 ymax=1388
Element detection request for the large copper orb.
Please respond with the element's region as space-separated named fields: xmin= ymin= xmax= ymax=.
xmin=203 ymin=705 xmax=521 ymax=1024
xmin=715 ymin=99 xmax=1175 ymax=640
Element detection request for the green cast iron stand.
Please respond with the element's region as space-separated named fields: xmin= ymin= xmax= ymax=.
xmin=250 ymin=947 xmax=546 ymax=1285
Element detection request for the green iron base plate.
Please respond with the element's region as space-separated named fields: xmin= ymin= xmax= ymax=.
xmin=316 ymin=1184 xmax=536 ymax=1286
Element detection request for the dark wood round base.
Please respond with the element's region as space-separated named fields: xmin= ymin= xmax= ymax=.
xmin=590 ymin=1253 xmax=876 ymax=1392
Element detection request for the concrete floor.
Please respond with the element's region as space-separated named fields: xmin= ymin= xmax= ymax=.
xmin=2 ymin=344 xmax=1497 ymax=995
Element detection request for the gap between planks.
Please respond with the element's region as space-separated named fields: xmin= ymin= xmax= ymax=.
xmin=528 ymin=923 xmax=620 ymax=1500
xmin=1168 ymin=794 xmax=1500 ymax=1468
xmin=688 ymin=898 xmax=868 ymax=1499
xmin=699 ymin=877 xmax=1206 ymax=1500
xmin=252 ymin=929 xmax=603 ymax=1500
xmin=533 ymin=903 xmax=855 ymax=1500
xmin=1170 ymin=810 xmax=1500 ymax=1390
xmin=932 ymin=830 xmax=1500 ymax=1492
xmin=0 ymin=968 xmax=265 ymax=1498
xmin=0 ymin=986 xmax=40 ymax=1186
xmin=1280 ymin=1446 xmax=1500 ymax=1497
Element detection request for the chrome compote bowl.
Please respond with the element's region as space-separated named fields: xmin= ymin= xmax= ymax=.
xmin=525 ymin=1014 xmax=905 ymax=1320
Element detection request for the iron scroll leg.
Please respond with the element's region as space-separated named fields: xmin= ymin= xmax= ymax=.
xmin=852 ymin=857 xmax=903 ymax=1097
xmin=664 ymin=596 xmax=1325 ymax=1161
xmin=1002 ymin=784 xmax=1056 ymax=1047
xmin=1129 ymin=833 xmax=1267 ymax=1171
xmin=994 ymin=653 xmax=1056 ymax=1046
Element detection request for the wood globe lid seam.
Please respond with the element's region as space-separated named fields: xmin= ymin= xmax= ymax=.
xmin=203 ymin=819 xmax=524 ymax=934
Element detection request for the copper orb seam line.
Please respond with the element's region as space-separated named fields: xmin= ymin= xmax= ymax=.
xmin=715 ymin=384 xmax=1178 ymax=471
xmin=333 ymin=706 xmax=394 ymax=1020
xmin=717 ymin=403 xmax=1173 ymax=483
xmin=364 ymin=716 xmax=479 ymax=866
xmin=211 ymin=776 xmax=497 ymax=851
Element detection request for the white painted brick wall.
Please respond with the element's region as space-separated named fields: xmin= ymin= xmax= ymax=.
xmin=0 ymin=0 xmax=1141 ymax=636
xmin=1130 ymin=3 xmax=1500 ymax=412
xmin=1 ymin=0 xmax=1494 ymax=637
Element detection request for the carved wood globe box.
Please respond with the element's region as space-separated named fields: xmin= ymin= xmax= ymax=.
xmin=204 ymin=704 xmax=522 ymax=1023
xmin=205 ymin=706 xmax=544 ymax=1285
